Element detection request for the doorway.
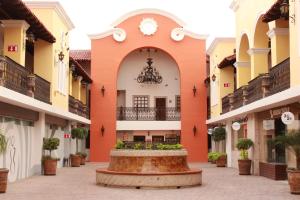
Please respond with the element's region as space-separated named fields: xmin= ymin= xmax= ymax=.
xmin=133 ymin=135 xmax=145 ymax=142
xmin=155 ymin=98 xmax=166 ymax=120
xmin=274 ymin=118 xmax=286 ymax=163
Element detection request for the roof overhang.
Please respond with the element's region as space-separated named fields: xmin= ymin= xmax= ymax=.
xmin=70 ymin=57 xmax=92 ymax=83
xmin=262 ymin=0 xmax=284 ymax=23
xmin=218 ymin=54 xmax=236 ymax=69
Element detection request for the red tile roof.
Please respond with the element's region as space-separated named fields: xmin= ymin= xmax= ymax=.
xmin=70 ymin=50 xmax=91 ymax=61
xmin=70 ymin=57 xmax=92 ymax=83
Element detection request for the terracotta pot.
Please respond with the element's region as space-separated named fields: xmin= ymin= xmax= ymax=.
xmin=287 ymin=169 xmax=300 ymax=194
xmin=80 ymin=156 xmax=86 ymax=165
xmin=0 ymin=168 xmax=9 ymax=193
xmin=44 ymin=159 xmax=57 ymax=175
xmin=216 ymin=155 xmax=227 ymax=167
xmin=70 ymin=155 xmax=81 ymax=167
xmin=238 ymin=159 xmax=252 ymax=175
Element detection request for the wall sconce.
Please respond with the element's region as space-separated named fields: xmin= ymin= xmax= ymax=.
xmin=193 ymin=85 xmax=197 ymax=96
xmin=211 ymin=74 xmax=216 ymax=82
xmin=193 ymin=125 xmax=197 ymax=136
xmin=101 ymin=125 xmax=105 ymax=136
xmin=101 ymin=86 xmax=105 ymax=96
xmin=58 ymin=51 xmax=65 ymax=61
xmin=280 ymin=0 xmax=295 ymax=23
xmin=26 ymin=32 xmax=36 ymax=43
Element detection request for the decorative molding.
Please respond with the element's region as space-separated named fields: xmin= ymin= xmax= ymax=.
xmin=171 ymin=28 xmax=185 ymax=41
xmin=25 ymin=1 xmax=75 ymax=30
xmin=229 ymin=0 xmax=240 ymax=12
xmin=267 ymin=28 xmax=289 ymax=39
xmin=112 ymin=28 xmax=126 ymax=42
xmin=139 ymin=18 xmax=158 ymax=36
xmin=207 ymin=37 xmax=236 ymax=55
xmin=183 ymin=29 xmax=208 ymax=40
xmin=1 ymin=20 xmax=29 ymax=30
xmin=247 ymin=48 xmax=270 ymax=55
xmin=88 ymin=29 xmax=115 ymax=40
xmin=234 ymin=61 xmax=250 ymax=67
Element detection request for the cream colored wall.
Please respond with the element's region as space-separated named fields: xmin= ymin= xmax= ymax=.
xmin=72 ymin=77 xmax=81 ymax=100
xmin=209 ymin=40 xmax=235 ymax=117
xmin=30 ymin=8 xmax=70 ymax=110
xmin=81 ymin=84 xmax=87 ymax=104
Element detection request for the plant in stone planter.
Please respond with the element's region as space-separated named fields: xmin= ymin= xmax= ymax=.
xmin=0 ymin=130 xmax=8 ymax=193
xmin=236 ymin=138 xmax=254 ymax=175
xmin=208 ymin=152 xmax=218 ymax=163
xmin=215 ymin=153 xmax=227 ymax=167
xmin=272 ymin=130 xmax=300 ymax=194
xmin=71 ymin=127 xmax=88 ymax=167
xmin=43 ymin=137 xmax=60 ymax=175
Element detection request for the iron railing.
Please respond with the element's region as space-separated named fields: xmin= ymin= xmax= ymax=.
xmin=222 ymin=95 xmax=230 ymax=114
xmin=269 ymin=58 xmax=290 ymax=95
xmin=117 ymin=107 xmax=180 ymax=121
xmin=34 ymin=75 xmax=51 ymax=104
xmin=69 ymin=95 xmax=90 ymax=119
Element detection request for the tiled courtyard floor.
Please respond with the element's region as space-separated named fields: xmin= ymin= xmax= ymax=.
xmin=1 ymin=163 xmax=298 ymax=200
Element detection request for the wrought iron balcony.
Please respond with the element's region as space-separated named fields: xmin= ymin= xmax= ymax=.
xmin=69 ymin=95 xmax=90 ymax=119
xmin=117 ymin=107 xmax=180 ymax=121
xmin=0 ymin=55 xmax=51 ymax=104
xmin=221 ymin=58 xmax=290 ymax=114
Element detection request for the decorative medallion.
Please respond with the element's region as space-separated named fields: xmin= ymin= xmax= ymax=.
xmin=113 ymin=28 xmax=126 ymax=42
xmin=139 ymin=18 xmax=158 ymax=36
xmin=171 ymin=28 xmax=185 ymax=41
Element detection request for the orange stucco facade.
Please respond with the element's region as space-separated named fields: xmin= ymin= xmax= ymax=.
xmin=90 ymin=12 xmax=207 ymax=162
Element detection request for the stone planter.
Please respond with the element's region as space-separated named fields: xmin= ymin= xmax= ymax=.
xmin=0 ymin=168 xmax=9 ymax=193
xmin=238 ymin=159 xmax=252 ymax=175
xmin=44 ymin=159 xmax=57 ymax=175
xmin=70 ymin=154 xmax=81 ymax=167
xmin=216 ymin=155 xmax=227 ymax=167
xmin=96 ymin=149 xmax=202 ymax=188
xmin=287 ymin=169 xmax=300 ymax=194
xmin=80 ymin=156 xmax=86 ymax=165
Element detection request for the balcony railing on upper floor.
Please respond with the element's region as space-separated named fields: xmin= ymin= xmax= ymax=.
xmin=117 ymin=107 xmax=180 ymax=121
xmin=0 ymin=55 xmax=51 ymax=104
xmin=221 ymin=58 xmax=290 ymax=114
xmin=69 ymin=95 xmax=90 ymax=119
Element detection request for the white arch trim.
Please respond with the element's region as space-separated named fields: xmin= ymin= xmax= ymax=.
xmin=111 ymin=8 xmax=186 ymax=27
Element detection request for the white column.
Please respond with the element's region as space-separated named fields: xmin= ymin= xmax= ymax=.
xmin=30 ymin=112 xmax=45 ymax=176
xmin=247 ymin=113 xmax=260 ymax=175
xmin=225 ymin=121 xmax=233 ymax=167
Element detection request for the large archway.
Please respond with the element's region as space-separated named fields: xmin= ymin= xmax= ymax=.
xmin=236 ymin=34 xmax=251 ymax=88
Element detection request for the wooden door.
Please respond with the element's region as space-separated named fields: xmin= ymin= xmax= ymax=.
xmin=155 ymin=98 xmax=166 ymax=120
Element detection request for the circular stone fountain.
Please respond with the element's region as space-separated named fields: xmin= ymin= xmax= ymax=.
xmin=96 ymin=149 xmax=202 ymax=188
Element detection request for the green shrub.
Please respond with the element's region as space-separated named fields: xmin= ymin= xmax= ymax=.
xmin=43 ymin=137 xmax=60 ymax=158
xmin=146 ymin=143 xmax=152 ymax=150
xmin=156 ymin=143 xmax=182 ymax=150
xmin=208 ymin=152 xmax=226 ymax=161
xmin=134 ymin=143 xmax=143 ymax=150
xmin=71 ymin=127 xmax=89 ymax=153
xmin=0 ymin=130 xmax=7 ymax=154
xmin=115 ymin=140 xmax=125 ymax=149
xmin=236 ymin=138 xmax=253 ymax=160
xmin=212 ymin=127 xmax=226 ymax=142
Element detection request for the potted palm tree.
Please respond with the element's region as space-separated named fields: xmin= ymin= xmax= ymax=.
xmin=42 ymin=137 xmax=60 ymax=175
xmin=236 ymin=138 xmax=254 ymax=175
xmin=0 ymin=130 xmax=8 ymax=193
xmin=273 ymin=130 xmax=300 ymax=194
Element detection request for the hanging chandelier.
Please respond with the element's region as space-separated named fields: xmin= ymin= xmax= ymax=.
xmin=137 ymin=49 xmax=162 ymax=84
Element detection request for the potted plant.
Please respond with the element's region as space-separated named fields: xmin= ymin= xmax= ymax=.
xmin=70 ymin=128 xmax=87 ymax=167
xmin=208 ymin=152 xmax=218 ymax=164
xmin=78 ymin=128 xmax=88 ymax=165
xmin=273 ymin=130 xmax=300 ymax=194
xmin=0 ymin=130 xmax=8 ymax=193
xmin=212 ymin=127 xmax=226 ymax=152
xmin=42 ymin=137 xmax=60 ymax=175
xmin=216 ymin=153 xmax=227 ymax=167
xmin=236 ymin=138 xmax=254 ymax=175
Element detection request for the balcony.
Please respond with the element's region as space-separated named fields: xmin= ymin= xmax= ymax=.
xmin=0 ymin=55 xmax=51 ymax=104
xmin=222 ymin=58 xmax=290 ymax=114
xmin=69 ymin=95 xmax=90 ymax=119
xmin=117 ymin=107 xmax=180 ymax=121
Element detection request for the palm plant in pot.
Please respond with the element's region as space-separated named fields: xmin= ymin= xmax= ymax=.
xmin=236 ymin=138 xmax=254 ymax=175
xmin=42 ymin=137 xmax=60 ymax=175
xmin=0 ymin=130 xmax=8 ymax=193
xmin=272 ymin=130 xmax=300 ymax=194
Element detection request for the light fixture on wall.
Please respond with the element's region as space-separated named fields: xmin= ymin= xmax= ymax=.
xmin=193 ymin=125 xmax=197 ymax=136
xmin=211 ymin=74 xmax=216 ymax=82
xmin=193 ymin=85 xmax=197 ymax=96
xmin=26 ymin=32 xmax=36 ymax=43
xmin=137 ymin=48 xmax=163 ymax=84
xmin=58 ymin=51 xmax=65 ymax=61
xmin=280 ymin=0 xmax=295 ymax=23
xmin=101 ymin=86 xmax=105 ymax=96
xmin=101 ymin=125 xmax=105 ymax=136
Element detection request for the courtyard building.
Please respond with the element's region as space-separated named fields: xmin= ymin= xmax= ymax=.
xmin=207 ymin=0 xmax=300 ymax=180
xmin=0 ymin=0 xmax=90 ymax=182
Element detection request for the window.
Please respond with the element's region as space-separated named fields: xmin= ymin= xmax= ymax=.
xmin=175 ymin=95 xmax=180 ymax=111
xmin=133 ymin=96 xmax=149 ymax=108
xmin=57 ymin=60 xmax=67 ymax=95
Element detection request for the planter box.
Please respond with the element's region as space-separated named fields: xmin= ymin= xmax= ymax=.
xmin=259 ymin=162 xmax=287 ymax=180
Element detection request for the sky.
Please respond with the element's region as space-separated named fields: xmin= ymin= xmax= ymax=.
xmin=32 ymin=0 xmax=236 ymax=50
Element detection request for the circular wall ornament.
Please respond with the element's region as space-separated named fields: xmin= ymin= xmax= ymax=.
xmin=232 ymin=122 xmax=241 ymax=131
xmin=171 ymin=28 xmax=185 ymax=41
xmin=139 ymin=18 xmax=158 ymax=36
xmin=281 ymin=111 xmax=295 ymax=125
xmin=113 ymin=28 xmax=126 ymax=42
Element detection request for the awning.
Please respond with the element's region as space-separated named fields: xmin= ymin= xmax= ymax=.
xmin=0 ymin=0 xmax=56 ymax=43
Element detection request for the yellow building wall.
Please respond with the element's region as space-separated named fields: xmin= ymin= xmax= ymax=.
xmin=72 ymin=78 xmax=81 ymax=100
xmin=209 ymin=40 xmax=235 ymax=117
xmin=30 ymin=8 xmax=70 ymax=110
xmin=80 ymin=85 xmax=86 ymax=105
